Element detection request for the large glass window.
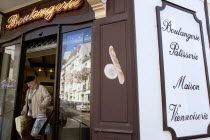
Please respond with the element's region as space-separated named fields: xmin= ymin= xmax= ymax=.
xmin=0 ymin=44 xmax=21 ymax=140
xmin=59 ymin=28 xmax=91 ymax=140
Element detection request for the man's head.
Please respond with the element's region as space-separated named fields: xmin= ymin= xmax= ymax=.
xmin=24 ymin=76 xmax=36 ymax=89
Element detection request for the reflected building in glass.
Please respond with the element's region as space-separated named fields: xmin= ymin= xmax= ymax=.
xmin=60 ymin=28 xmax=92 ymax=108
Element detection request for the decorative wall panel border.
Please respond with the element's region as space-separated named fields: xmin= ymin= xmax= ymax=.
xmin=156 ymin=1 xmax=210 ymax=140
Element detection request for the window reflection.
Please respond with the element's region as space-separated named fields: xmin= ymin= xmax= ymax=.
xmin=0 ymin=44 xmax=21 ymax=140
xmin=0 ymin=46 xmax=18 ymax=89
xmin=59 ymin=28 xmax=91 ymax=140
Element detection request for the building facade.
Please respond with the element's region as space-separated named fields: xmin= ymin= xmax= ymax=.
xmin=0 ymin=0 xmax=210 ymax=140
xmin=60 ymin=42 xmax=91 ymax=103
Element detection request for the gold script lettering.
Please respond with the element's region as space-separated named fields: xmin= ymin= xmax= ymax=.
xmin=6 ymin=0 xmax=83 ymax=29
xmin=45 ymin=6 xmax=56 ymax=21
xmin=39 ymin=8 xmax=47 ymax=18
xmin=72 ymin=0 xmax=83 ymax=8
xmin=55 ymin=3 xmax=63 ymax=13
xmin=6 ymin=14 xmax=19 ymax=29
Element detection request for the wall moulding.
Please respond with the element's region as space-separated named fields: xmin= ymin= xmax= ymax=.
xmin=0 ymin=14 xmax=3 ymax=33
xmin=87 ymin=0 xmax=107 ymax=19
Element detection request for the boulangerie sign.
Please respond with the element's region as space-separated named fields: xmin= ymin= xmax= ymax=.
xmin=6 ymin=0 xmax=83 ymax=30
xmin=156 ymin=1 xmax=210 ymax=140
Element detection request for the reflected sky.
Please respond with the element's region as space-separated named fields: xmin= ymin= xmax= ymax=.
xmin=62 ymin=28 xmax=92 ymax=62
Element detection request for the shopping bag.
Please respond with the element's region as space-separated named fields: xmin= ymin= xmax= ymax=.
xmin=15 ymin=115 xmax=27 ymax=139
xmin=31 ymin=114 xmax=50 ymax=137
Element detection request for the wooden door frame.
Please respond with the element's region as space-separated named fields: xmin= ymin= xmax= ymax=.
xmin=53 ymin=23 xmax=93 ymax=140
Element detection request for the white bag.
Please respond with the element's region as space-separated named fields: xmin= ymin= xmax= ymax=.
xmin=15 ymin=115 xmax=27 ymax=139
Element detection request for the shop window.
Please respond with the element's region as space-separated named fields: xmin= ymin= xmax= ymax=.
xmin=0 ymin=44 xmax=21 ymax=140
xmin=59 ymin=28 xmax=92 ymax=140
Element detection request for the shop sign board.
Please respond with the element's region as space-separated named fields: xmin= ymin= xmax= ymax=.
xmin=6 ymin=0 xmax=83 ymax=30
xmin=156 ymin=1 xmax=210 ymax=140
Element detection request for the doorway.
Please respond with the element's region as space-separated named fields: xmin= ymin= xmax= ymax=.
xmin=21 ymin=35 xmax=57 ymax=140
xmin=0 ymin=26 xmax=92 ymax=140
xmin=21 ymin=27 xmax=92 ymax=140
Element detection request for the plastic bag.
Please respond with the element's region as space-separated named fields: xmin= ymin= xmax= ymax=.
xmin=15 ymin=116 xmax=27 ymax=139
xmin=31 ymin=114 xmax=50 ymax=137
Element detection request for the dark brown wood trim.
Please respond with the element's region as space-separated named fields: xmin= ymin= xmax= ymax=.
xmin=156 ymin=1 xmax=210 ymax=140
xmin=91 ymin=0 xmax=139 ymax=139
xmin=162 ymin=0 xmax=195 ymax=13
xmin=11 ymin=35 xmax=27 ymax=140
xmin=52 ymin=24 xmax=61 ymax=140
xmin=93 ymin=14 xmax=128 ymax=27
xmin=204 ymin=0 xmax=210 ymax=50
xmin=24 ymin=25 xmax=58 ymax=41
xmin=129 ymin=0 xmax=140 ymax=139
xmin=93 ymin=128 xmax=133 ymax=134
xmin=1 ymin=36 xmax=21 ymax=47
xmin=0 ymin=47 xmax=3 ymax=78
xmin=61 ymin=22 xmax=93 ymax=34
xmin=156 ymin=2 xmax=167 ymax=131
xmin=199 ymin=10 xmax=210 ymax=136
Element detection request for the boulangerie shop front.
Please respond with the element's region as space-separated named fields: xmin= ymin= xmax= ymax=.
xmin=0 ymin=0 xmax=139 ymax=140
xmin=2 ymin=0 xmax=210 ymax=140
